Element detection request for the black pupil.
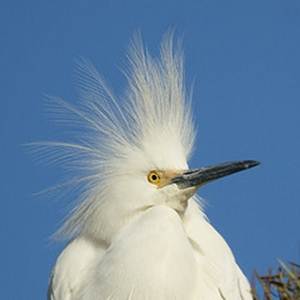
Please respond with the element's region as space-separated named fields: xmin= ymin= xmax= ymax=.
xmin=151 ymin=174 xmax=157 ymax=181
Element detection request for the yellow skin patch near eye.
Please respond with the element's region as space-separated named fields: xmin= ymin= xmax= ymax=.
xmin=147 ymin=170 xmax=183 ymax=188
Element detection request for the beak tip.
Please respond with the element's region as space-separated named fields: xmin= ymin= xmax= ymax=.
xmin=244 ymin=160 xmax=261 ymax=169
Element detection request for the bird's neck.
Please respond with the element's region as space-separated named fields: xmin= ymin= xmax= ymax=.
xmin=80 ymin=197 xmax=205 ymax=246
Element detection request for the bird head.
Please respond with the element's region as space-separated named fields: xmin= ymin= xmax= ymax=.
xmin=105 ymin=131 xmax=259 ymax=219
xmin=50 ymin=35 xmax=259 ymax=243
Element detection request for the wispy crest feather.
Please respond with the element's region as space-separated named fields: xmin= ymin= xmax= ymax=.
xmin=36 ymin=34 xmax=195 ymax=239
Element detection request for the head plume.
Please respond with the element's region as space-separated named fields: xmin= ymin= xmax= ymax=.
xmin=37 ymin=34 xmax=196 ymax=240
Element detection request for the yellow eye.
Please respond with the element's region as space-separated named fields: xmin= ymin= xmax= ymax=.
xmin=147 ymin=171 xmax=161 ymax=185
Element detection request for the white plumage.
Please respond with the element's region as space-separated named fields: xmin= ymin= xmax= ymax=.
xmin=46 ymin=35 xmax=255 ymax=300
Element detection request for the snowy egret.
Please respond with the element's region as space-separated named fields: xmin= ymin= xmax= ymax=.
xmin=47 ymin=36 xmax=259 ymax=300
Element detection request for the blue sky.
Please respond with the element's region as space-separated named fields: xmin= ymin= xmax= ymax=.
xmin=1 ymin=0 xmax=300 ymax=299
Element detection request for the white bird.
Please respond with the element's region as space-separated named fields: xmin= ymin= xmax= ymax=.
xmin=46 ymin=35 xmax=259 ymax=300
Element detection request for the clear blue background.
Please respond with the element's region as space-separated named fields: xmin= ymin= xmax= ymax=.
xmin=1 ymin=1 xmax=300 ymax=299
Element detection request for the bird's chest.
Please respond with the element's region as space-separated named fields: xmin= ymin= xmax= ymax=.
xmin=93 ymin=207 xmax=199 ymax=299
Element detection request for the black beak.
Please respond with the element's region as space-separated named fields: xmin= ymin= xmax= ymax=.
xmin=171 ymin=160 xmax=260 ymax=189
